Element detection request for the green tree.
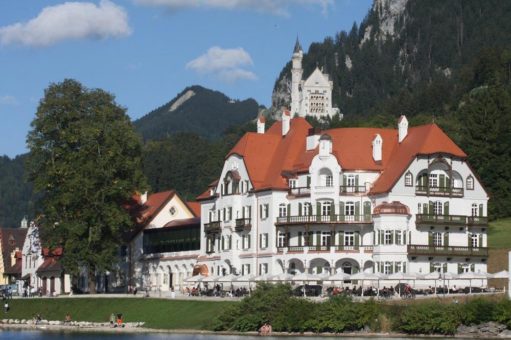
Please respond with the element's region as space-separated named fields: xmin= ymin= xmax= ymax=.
xmin=26 ymin=79 xmax=147 ymax=292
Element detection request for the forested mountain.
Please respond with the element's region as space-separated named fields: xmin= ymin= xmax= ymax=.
xmin=134 ymin=85 xmax=260 ymax=141
xmin=0 ymin=155 xmax=35 ymax=227
xmin=273 ymin=0 xmax=511 ymax=119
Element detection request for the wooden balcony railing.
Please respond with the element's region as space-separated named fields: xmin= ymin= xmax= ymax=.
xmin=204 ymin=221 xmax=221 ymax=234
xmin=415 ymin=185 xmax=464 ymax=197
xmin=467 ymin=216 xmax=488 ymax=226
xmin=407 ymin=244 xmax=488 ymax=257
xmin=339 ymin=185 xmax=367 ymax=194
xmin=276 ymin=214 xmax=372 ymax=225
xmin=234 ymin=218 xmax=251 ymax=231
xmin=416 ymin=214 xmax=467 ymax=226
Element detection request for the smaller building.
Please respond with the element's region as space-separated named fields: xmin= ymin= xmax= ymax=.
xmin=0 ymin=222 xmax=28 ymax=291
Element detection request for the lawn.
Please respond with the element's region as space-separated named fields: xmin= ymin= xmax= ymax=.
xmin=3 ymin=298 xmax=237 ymax=330
xmin=488 ymin=217 xmax=511 ymax=249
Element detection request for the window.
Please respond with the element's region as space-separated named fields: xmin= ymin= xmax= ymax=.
xmin=466 ymin=176 xmax=474 ymax=190
xmin=471 ymin=233 xmax=479 ymax=247
xmin=396 ymin=231 xmax=402 ymax=245
xmin=242 ymin=264 xmax=251 ymax=275
xmin=277 ymin=232 xmax=286 ymax=248
xmin=260 ymin=204 xmax=269 ymax=219
xmin=346 ymin=175 xmax=355 ymax=187
xmin=429 ymin=173 xmax=438 ymax=188
xmin=432 ymin=232 xmax=443 ymax=246
xmin=471 ymin=203 xmax=478 ymax=216
xmin=289 ymin=179 xmax=297 ymax=188
xmin=344 ymin=232 xmax=354 ymax=246
xmin=321 ymin=201 xmax=332 ymax=216
xmin=326 ymin=175 xmax=333 ymax=187
xmin=384 ymin=230 xmax=393 ymax=245
xmin=461 ymin=264 xmax=471 ymax=273
xmin=227 ymin=207 xmax=232 ymax=221
xmin=259 ymin=263 xmax=268 ymax=275
xmin=303 ymin=203 xmax=311 ymax=216
xmin=405 ymin=172 xmax=413 ymax=186
xmin=279 ymin=204 xmax=287 ymax=217
xmin=433 ymin=263 xmax=443 ymax=273
xmin=384 ymin=262 xmax=392 ymax=275
xmin=345 ymin=201 xmax=355 ymax=217
xmin=395 ymin=262 xmax=403 ymax=273
xmin=321 ymin=231 xmax=331 ymax=246
xmin=433 ymin=201 xmax=443 ymax=215
xmin=260 ymin=233 xmax=268 ymax=249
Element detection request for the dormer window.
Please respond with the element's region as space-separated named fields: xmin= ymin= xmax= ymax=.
xmin=289 ymin=179 xmax=297 ymax=188
xmin=466 ymin=176 xmax=474 ymax=190
xmin=326 ymin=175 xmax=333 ymax=187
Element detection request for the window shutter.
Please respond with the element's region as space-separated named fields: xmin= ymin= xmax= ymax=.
xmin=372 ymin=231 xmax=376 ymax=245
xmin=287 ymin=204 xmax=291 ymax=216
xmin=392 ymin=230 xmax=396 ymax=244
xmin=354 ymin=231 xmax=360 ymax=247
xmin=259 ymin=205 xmax=262 ymax=219
xmin=403 ymin=231 xmax=407 ymax=245
xmin=355 ymin=202 xmax=360 ymax=220
xmin=355 ymin=175 xmax=359 ymax=188
xmin=439 ymin=174 xmax=445 ymax=190
xmin=229 ymin=235 xmax=232 ymax=249
xmin=442 ymin=263 xmax=447 ymax=273
xmin=428 ymin=232 xmax=433 ymax=246
xmin=330 ymin=202 xmax=335 ymax=221
xmin=221 ymin=236 xmax=225 ymax=250
xmin=423 ymin=203 xmax=428 ymax=214
xmin=429 ymin=201 xmax=434 ymax=215
xmin=242 ymin=235 xmax=245 ymax=249
xmin=342 ymin=175 xmax=346 ymax=186
xmin=478 ymin=234 xmax=482 ymax=247
xmin=363 ymin=202 xmax=371 ymax=219
xmin=339 ymin=230 xmax=344 ymax=250
xmin=390 ymin=262 xmax=394 ymax=274
xmin=470 ymin=263 xmax=475 ymax=272
xmin=298 ymin=203 xmax=302 ymax=216
xmin=316 ymin=231 xmax=321 ymax=247
xmin=468 ymin=233 xmax=472 ymax=247
xmin=298 ymin=232 xmax=302 ymax=246
xmin=259 ymin=234 xmax=262 ymax=248
xmin=403 ymin=262 xmax=407 ymax=273
xmin=316 ymin=202 xmax=321 ymax=221
xmin=444 ymin=232 xmax=449 ymax=247
xmin=287 ymin=232 xmax=290 ymax=247
xmin=479 ymin=204 xmax=483 ymax=217
xmin=457 ymin=263 xmax=462 ymax=274
xmin=247 ymin=234 xmax=251 ymax=249
xmin=430 ymin=263 xmax=434 ymax=273
xmin=306 ymin=176 xmax=311 ymax=188
xmin=444 ymin=202 xmax=449 ymax=216
xmin=339 ymin=202 xmax=345 ymax=221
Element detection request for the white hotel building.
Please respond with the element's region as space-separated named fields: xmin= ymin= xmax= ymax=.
xmin=196 ymin=114 xmax=489 ymax=286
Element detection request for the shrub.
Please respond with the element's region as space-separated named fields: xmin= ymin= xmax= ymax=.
xmin=494 ymin=299 xmax=511 ymax=329
xmin=459 ymin=298 xmax=496 ymax=325
xmin=397 ymin=301 xmax=460 ymax=335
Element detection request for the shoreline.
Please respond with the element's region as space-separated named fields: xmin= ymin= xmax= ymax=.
xmin=1 ymin=323 xmax=510 ymax=338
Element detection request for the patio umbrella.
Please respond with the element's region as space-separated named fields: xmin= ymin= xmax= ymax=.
xmin=458 ymin=271 xmax=490 ymax=293
xmin=327 ymin=272 xmax=351 ymax=282
xmin=202 ymin=275 xmax=221 ymax=283
xmin=253 ymin=273 xmax=275 ymax=282
xmin=420 ymin=272 xmax=440 ymax=294
xmin=441 ymin=272 xmax=459 ymax=295
xmin=490 ymin=270 xmax=509 ymax=279
xmin=292 ymin=273 xmax=324 ymax=297
xmin=217 ymin=274 xmax=238 ymax=283
xmin=271 ymin=273 xmax=294 ymax=282
xmin=234 ymin=274 xmax=256 ymax=292
xmin=350 ymin=272 xmax=385 ymax=296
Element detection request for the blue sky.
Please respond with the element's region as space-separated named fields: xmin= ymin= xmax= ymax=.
xmin=0 ymin=0 xmax=372 ymax=157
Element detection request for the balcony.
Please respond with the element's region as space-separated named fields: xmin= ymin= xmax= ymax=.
xmin=234 ymin=218 xmax=251 ymax=232
xmin=407 ymin=244 xmax=488 ymax=257
xmin=288 ymin=186 xmax=311 ymax=197
xmin=276 ymin=214 xmax=372 ymax=226
xmin=204 ymin=221 xmax=221 ymax=234
xmin=415 ymin=185 xmax=464 ymax=197
xmin=416 ymin=214 xmax=467 ymax=226
xmin=467 ymin=216 xmax=488 ymax=227
xmin=277 ymin=245 xmax=372 ymax=253
xmin=339 ymin=185 xmax=366 ymax=195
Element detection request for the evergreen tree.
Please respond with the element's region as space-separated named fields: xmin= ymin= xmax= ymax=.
xmin=26 ymin=79 xmax=147 ymax=292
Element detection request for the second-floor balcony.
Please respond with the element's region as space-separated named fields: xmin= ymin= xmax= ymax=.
xmin=234 ymin=218 xmax=251 ymax=232
xmin=415 ymin=185 xmax=464 ymax=197
xmin=416 ymin=214 xmax=467 ymax=226
xmin=467 ymin=216 xmax=488 ymax=226
xmin=288 ymin=186 xmax=311 ymax=197
xmin=407 ymin=244 xmax=488 ymax=257
xmin=276 ymin=214 xmax=372 ymax=226
xmin=204 ymin=221 xmax=221 ymax=234
xmin=339 ymin=185 xmax=366 ymax=195
xmin=277 ymin=245 xmax=374 ymax=253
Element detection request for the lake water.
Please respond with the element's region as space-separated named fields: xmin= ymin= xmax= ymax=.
xmin=0 ymin=329 xmax=465 ymax=339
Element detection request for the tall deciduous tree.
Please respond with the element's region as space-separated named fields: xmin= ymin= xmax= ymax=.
xmin=27 ymin=79 xmax=146 ymax=292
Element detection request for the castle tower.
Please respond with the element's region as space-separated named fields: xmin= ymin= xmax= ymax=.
xmin=291 ymin=38 xmax=303 ymax=116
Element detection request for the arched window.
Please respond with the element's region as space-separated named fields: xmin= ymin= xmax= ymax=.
xmin=466 ymin=176 xmax=474 ymax=190
xmin=318 ymin=168 xmax=333 ymax=187
xmin=404 ymin=172 xmax=413 ymax=187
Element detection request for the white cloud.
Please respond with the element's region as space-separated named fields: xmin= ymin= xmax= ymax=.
xmin=0 ymin=95 xmax=18 ymax=106
xmin=134 ymin=0 xmax=332 ymax=16
xmin=186 ymin=46 xmax=257 ymax=83
xmin=0 ymin=0 xmax=131 ymax=47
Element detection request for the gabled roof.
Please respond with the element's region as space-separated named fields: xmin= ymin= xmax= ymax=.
xmin=185 ymin=201 xmax=201 ymax=217
xmin=304 ymin=67 xmax=330 ymax=88
xmin=198 ymin=117 xmax=468 ymax=198
xmin=0 ymin=227 xmax=27 ymax=275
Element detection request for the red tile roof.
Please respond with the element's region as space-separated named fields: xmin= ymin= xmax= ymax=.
xmin=199 ymin=117 xmax=468 ymax=198
xmin=37 ymin=257 xmax=63 ymax=274
xmin=185 ymin=201 xmax=201 ymax=217
xmin=0 ymin=227 xmax=27 ymax=276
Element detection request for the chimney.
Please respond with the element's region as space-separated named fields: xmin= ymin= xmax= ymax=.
xmin=141 ymin=191 xmax=148 ymax=205
xmin=282 ymin=109 xmax=291 ymax=136
xmin=398 ymin=115 xmax=408 ymax=143
xmin=319 ymin=134 xmax=332 ymax=156
xmin=257 ymin=115 xmax=266 ymax=134
xmin=372 ymin=134 xmax=382 ymax=162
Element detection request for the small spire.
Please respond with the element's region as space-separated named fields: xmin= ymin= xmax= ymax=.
xmin=293 ymin=37 xmax=302 ymax=53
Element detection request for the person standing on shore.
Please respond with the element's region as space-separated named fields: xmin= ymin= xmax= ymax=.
xmin=110 ymin=313 xmax=116 ymax=327
xmin=4 ymin=301 xmax=9 ymax=313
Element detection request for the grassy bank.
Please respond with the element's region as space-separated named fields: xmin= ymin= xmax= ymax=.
xmin=4 ymin=298 xmax=236 ymax=330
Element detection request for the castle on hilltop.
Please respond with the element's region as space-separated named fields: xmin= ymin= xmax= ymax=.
xmin=290 ymin=39 xmax=342 ymax=120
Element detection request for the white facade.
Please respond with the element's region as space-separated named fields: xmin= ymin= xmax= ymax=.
xmin=290 ymin=39 xmax=341 ymax=120
xmin=197 ymin=116 xmax=490 ymax=289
